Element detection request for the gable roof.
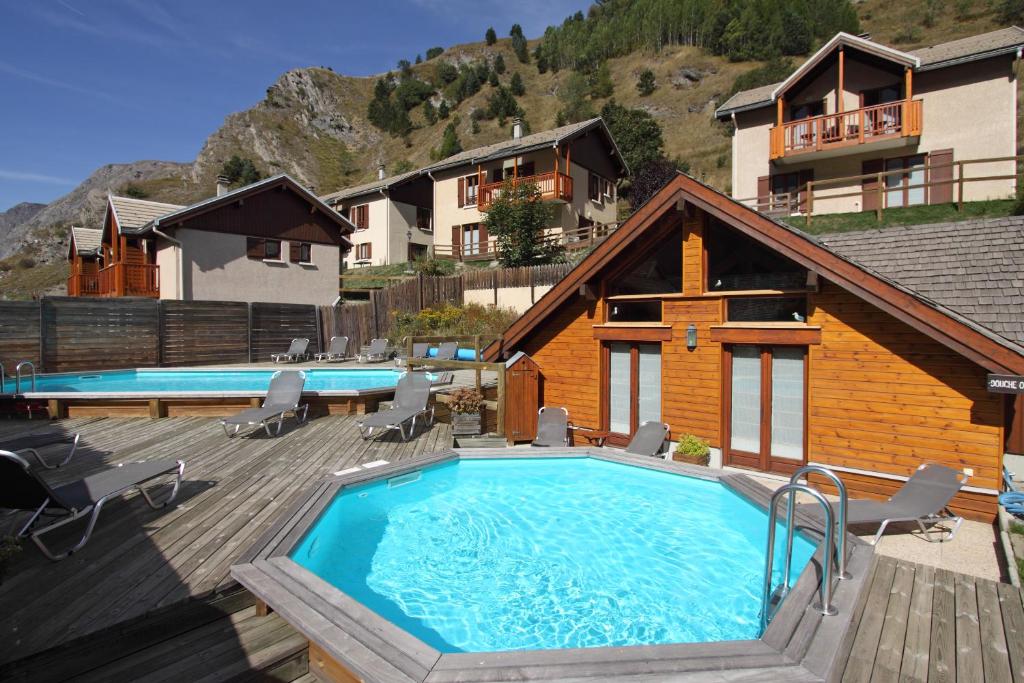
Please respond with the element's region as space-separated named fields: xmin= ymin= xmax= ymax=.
xmin=320 ymin=169 xmax=422 ymax=204
xmin=486 ymin=173 xmax=1024 ymax=375
xmin=67 ymin=226 xmax=103 ymax=258
xmin=108 ymin=196 xmax=184 ymax=231
xmin=819 ymin=217 xmax=1024 ymax=347
xmin=716 ymin=27 xmax=1024 ymax=118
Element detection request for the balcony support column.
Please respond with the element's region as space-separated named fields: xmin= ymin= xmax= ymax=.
xmin=903 ymin=68 xmax=913 ymax=137
xmin=777 ymin=96 xmax=784 ymax=127
xmin=837 ymin=47 xmax=844 ymax=114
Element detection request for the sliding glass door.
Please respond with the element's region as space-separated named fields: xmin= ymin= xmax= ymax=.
xmin=724 ymin=345 xmax=807 ymax=475
xmin=605 ymin=343 xmax=661 ymax=443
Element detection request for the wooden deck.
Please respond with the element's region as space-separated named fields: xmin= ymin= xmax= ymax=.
xmin=0 ymin=414 xmax=453 ymax=669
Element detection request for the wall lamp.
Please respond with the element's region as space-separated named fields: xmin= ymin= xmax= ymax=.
xmin=686 ymin=324 xmax=698 ymax=351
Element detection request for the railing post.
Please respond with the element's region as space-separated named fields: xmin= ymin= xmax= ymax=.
xmin=876 ymin=172 xmax=884 ymax=222
xmin=805 ymin=181 xmax=813 ymax=227
xmin=496 ymin=363 xmax=507 ymax=443
xmin=957 ymin=161 xmax=965 ymax=212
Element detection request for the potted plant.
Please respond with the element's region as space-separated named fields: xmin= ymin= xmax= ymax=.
xmin=0 ymin=536 xmax=21 ymax=584
xmin=673 ymin=434 xmax=711 ymax=466
xmin=449 ymin=387 xmax=484 ymax=436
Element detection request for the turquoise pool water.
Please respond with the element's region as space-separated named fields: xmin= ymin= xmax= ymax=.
xmin=291 ymin=458 xmax=816 ymax=653
xmin=8 ymin=368 xmax=417 ymax=395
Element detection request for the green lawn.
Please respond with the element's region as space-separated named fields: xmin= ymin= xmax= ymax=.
xmin=791 ymin=199 xmax=1019 ymax=236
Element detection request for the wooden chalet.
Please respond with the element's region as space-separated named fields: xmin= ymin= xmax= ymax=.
xmin=486 ymin=173 xmax=1024 ymax=520
xmin=66 ymin=226 xmax=104 ymax=296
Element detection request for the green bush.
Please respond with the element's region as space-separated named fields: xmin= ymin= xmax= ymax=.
xmin=122 ymin=183 xmax=149 ymax=199
xmin=426 ymin=46 xmax=444 ymax=60
xmin=636 ymin=69 xmax=656 ymax=96
xmin=388 ymin=303 xmax=518 ymax=341
xmin=412 ymin=255 xmax=455 ymax=276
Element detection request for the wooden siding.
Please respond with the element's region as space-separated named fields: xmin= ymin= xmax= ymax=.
xmin=160 ymin=301 xmax=250 ymax=366
xmin=663 ymin=298 xmax=723 ymax=446
xmin=0 ymin=301 xmax=41 ymax=371
xmin=807 ymin=281 xmax=1003 ymax=517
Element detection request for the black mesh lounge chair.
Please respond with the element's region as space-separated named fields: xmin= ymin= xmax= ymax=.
xmin=434 ymin=341 xmax=459 ymax=362
xmin=797 ymin=463 xmax=969 ymax=545
xmin=532 ymin=407 xmax=570 ymax=447
xmin=395 ymin=342 xmax=430 ymax=368
xmin=358 ymin=372 xmax=434 ymax=441
xmin=625 ymin=421 xmax=670 ymax=457
xmin=271 ymin=338 xmax=309 ymax=363
xmin=0 ymin=430 xmax=80 ymax=469
xmin=1 ymin=451 xmax=184 ymax=561
xmin=315 ymin=336 xmax=349 ymax=362
xmin=221 ymin=370 xmax=309 ymax=437
xmin=360 ymin=338 xmax=390 ymax=363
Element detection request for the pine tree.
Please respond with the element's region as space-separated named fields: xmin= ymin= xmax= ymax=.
xmin=438 ymin=122 xmax=462 ymax=158
xmin=494 ymin=54 xmax=506 ymax=74
xmin=488 ymin=70 xmax=499 ymax=87
xmin=415 ymin=54 xmax=422 ymax=64
xmin=590 ymin=62 xmax=613 ymax=99
xmin=510 ymin=24 xmax=529 ymax=63
xmin=423 ymin=100 xmax=437 ymax=125
xmin=637 ymin=69 xmax=656 ymax=97
xmin=485 ymin=27 xmax=497 ymax=45
xmin=510 ymin=72 xmax=525 ymax=96
xmin=438 ymin=100 xmax=450 ymax=119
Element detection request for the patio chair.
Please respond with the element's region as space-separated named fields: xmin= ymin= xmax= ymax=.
xmin=1 ymin=450 xmax=185 ymax=561
xmin=625 ymin=421 xmax=670 ymax=457
xmin=395 ymin=342 xmax=430 ymax=368
xmin=797 ymin=463 xmax=969 ymax=545
xmin=315 ymin=336 xmax=349 ymax=362
xmin=221 ymin=370 xmax=309 ymax=437
xmin=357 ymin=372 xmax=434 ymax=442
xmin=359 ymin=338 xmax=390 ymax=363
xmin=532 ymin=407 xmax=570 ymax=447
xmin=0 ymin=430 xmax=80 ymax=469
xmin=271 ymin=338 xmax=309 ymax=363
xmin=434 ymin=341 xmax=459 ymax=362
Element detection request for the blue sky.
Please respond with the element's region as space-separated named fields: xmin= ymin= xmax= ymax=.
xmin=0 ymin=0 xmax=589 ymax=212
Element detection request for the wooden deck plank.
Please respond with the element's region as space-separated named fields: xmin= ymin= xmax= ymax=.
xmin=954 ymin=573 xmax=984 ymax=683
xmin=899 ymin=562 xmax=934 ymax=683
xmin=929 ymin=568 xmax=956 ymax=683
xmin=871 ymin=560 xmax=915 ymax=682
xmin=997 ymin=581 xmax=1024 ymax=683
xmin=841 ymin=555 xmax=897 ymax=683
xmin=977 ymin=578 xmax=1013 ymax=683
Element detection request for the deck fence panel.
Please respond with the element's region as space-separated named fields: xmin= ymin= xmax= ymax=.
xmin=160 ymin=300 xmax=250 ymax=366
xmin=41 ymin=296 xmax=160 ymax=372
xmin=250 ymin=303 xmax=321 ymax=362
xmin=0 ymin=301 xmax=41 ymax=371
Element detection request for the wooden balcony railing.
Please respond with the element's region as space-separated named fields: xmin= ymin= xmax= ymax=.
xmin=433 ymin=221 xmax=619 ymax=261
xmin=478 ymin=172 xmax=573 ymax=210
xmin=769 ymin=99 xmax=923 ymax=160
xmin=97 ymin=262 xmax=160 ymax=297
xmin=67 ymin=273 xmax=101 ymax=297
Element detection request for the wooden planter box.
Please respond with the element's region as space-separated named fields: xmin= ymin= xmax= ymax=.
xmin=672 ymin=452 xmax=710 ymax=466
xmin=452 ymin=412 xmax=482 ymax=436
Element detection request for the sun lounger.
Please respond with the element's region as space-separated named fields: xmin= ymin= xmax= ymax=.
xmin=359 ymin=338 xmax=390 ymax=363
xmin=532 ymin=407 xmax=570 ymax=447
xmin=625 ymin=421 xmax=670 ymax=457
xmin=434 ymin=341 xmax=458 ymax=361
xmin=221 ymin=370 xmax=309 ymax=437
xmin=271 ymin=338 xmax=309 ymax=363
xmin=315 ymin=336 xmax=349 ymax=362
xmin=395 ymin=342 xmax=430 ymax=367
xmin=1 ymin=450 xmax=184 ymax=561
xmin=358 ymin=372 xmax=434 ymax=441
xmin=0 ymin=430 xmax=80 ymax=469
xmin=797 ymin=463 xmax=969 ymax=545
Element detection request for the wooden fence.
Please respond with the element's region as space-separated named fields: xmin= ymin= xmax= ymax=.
xmin=0 ymin=297 xmax=321 ymax=374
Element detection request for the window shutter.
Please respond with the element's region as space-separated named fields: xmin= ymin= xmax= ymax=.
xmin=478 ymin=223 xmax=489 ymax=254
xmin=757 ymin=176 xmax=770 ymax=211
xmin=861 ymin=159 xmax=884 ymax=212
xmin=348 ymin=206 xmax=357 ymax=224
xmin=246 ymin=237 xmax=265 ymax=260
xmin=458 ymin=178 xmax=466 ymax=207
xmin=366 ymin=242 xmax=372 ymax=259
xmin=928 ymin=149 xmax=953 ymax=204
xmin=361 ymin=205 xmax=368 ymax=229
xmin=289 ymin=242 xmax=301 ymax=263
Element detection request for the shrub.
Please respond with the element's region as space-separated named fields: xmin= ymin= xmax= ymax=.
xmin=412 ymin=255 xmax=455 ymax=276
xmin=590 ymin=62 xmax=614 ymax=99
xmin=388 ymin=303 xmax=518 ymax=340
xmin=436 ymin=122 xmax=462 ymax=159
xmin=674 ymin=434 xmax=710 ymax=464
xmin=510 ymin=72 xmax=525 ymax=96
xmin=448 ymin=387 xmax=485 ymax=414
xmin=220 ymin=155 xmax=261 ymax=186
xmin=17 ymin=257 xmax=36 ymax=270
xmin=425 ymin=46 xmax=444 ymax=60
xmin=493 ymin=54 xmax=506 ymax=74
xmin=437 ymin=100 xmax=450 ymax=119
xmin=122 ymin=183 xmax=149 ymax=199
xmin=636 ymin=69 xmax=656 ymax=96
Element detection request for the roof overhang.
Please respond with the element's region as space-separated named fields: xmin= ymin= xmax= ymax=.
xmin=485 ymin=173 xmax=1024 ymax=376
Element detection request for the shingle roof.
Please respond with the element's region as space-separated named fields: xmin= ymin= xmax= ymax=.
xmin=109 ymin=195 xmax=183 ymax=230
xmin=819 ymin=217 xmax=1024 ymax=346
xmin=320 ymin=170 xmax=422 ymax=204
xmin=69 ymin=226 xmax=103 ymax=255
xmin=716 ymin=27 xmax=1024 ymax=117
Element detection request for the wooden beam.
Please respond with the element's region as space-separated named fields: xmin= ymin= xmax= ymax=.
xmin=554 ymin=146 xmax=559 ymax=176
xmin=905 ymin=67 xmax=913 ymax=100
xmin=838 ymin=47 xmax=845 ymax=114
xmin=777 ymin=96 xmax=784 ymax=127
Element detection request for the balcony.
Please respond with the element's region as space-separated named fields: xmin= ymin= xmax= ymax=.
xmin=770 ymin=99 xmax=922 ymax=162
xmin=67 ymin=272 xmax=102 ymax=297
xmin=478 ymin=172 xmax=573 ymax=210
xmin=97 ymin=262 xmax=160 ymax=297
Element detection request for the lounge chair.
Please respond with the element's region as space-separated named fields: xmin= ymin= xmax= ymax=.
xmin=271 ymin=338 xmax=309 ymax=363
xmin=1 ymin=450 xmax=185 ymax=561
xmin=395 ymin=342 xmax=430 ymax=368
xmin=315 ymin=336 xmax=349 ymax=362
xmin=358 ymin=372 xmax=434 ymax=441
xmin=625 ymin=421 xmax=670 ymax=457
xmin=532 ymin=407 xmax=570 ymax=447
xmin=434 ymin=341 xmax=458 ymax=361
xmin=359 ymin=338 xmax=390 ymax=363
xmin=797 ymin=463 xmax=969 ymax=545
xmin=221 ymin=370 xmax=309 ymax=437
xmin=0 ymin=430 xmax=80 ymax=469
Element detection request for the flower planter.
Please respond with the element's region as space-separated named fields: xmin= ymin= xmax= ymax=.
xmin=452 ymin=412 xmax=482 ymax=436
xmin=672 ymin=452 xmax=710 ymax=466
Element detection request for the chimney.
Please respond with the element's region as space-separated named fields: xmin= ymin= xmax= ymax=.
xmin=512 ymin=117 xmax=523 ymax=140
xmin=377 ymin=164 xmax=386 ymax=180
xmin=215 ymin=174 xmax=230 ymax=196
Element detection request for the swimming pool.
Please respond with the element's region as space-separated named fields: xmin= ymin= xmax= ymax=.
xmin=290 ymin=457 xmax=816 ymax=653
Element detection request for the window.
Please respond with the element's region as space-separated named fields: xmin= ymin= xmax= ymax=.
xmin=290 ymin=242 xmax=313 ymax=264
xmin=603 ymin=178 xmax=614 ymax=200
xmin=356 ymin=243 xmax=372 ymax=261
xmin=349 ymin=204 xmax=369 ymax=230
xmin=727 ymin=296 xmax=807 ymax=323
xmin=408 ymin=243 xmax=428 ymax=261
xmin=246 ymin=237 xmax=282 ymax=261
xmin=607 ymin=300 xmax=661 ymax=323
xmin=588 ymin=173 xmax=604 ymax=202
xmin=264 ymin=239 xmax=281 ymax=260
xmin=458 ymin=175 xmax=479 ymax=207
xmin=454 ymin=223 xmax=488 ymax=257
xmin=416 ymin=207 xmax=432 ymax=232
xmin=707 ymin=218 xmax=807 ymax=291
xmin=885 ymin=154 xmax=927 ymax=208
xmin=769 ymin=170 xmax=813 ymax=213
xmin=606 ymin=343 xmax=661 ymax=439
xmin=606 ymin=228 xmax=683 ymax=296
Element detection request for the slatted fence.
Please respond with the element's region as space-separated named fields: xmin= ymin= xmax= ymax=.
xmin=42 ymin=297 xmax=160 ymax=372
xmin=160 ymin=300 xmax=250 ymax=366
xmin=250 ymin=303 xmax=321 ymax=362
xmin=0 ymin=302 xmax=41 ymax=372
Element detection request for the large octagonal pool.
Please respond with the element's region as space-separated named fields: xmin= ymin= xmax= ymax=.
xmin=290 ymin=457 xmax=816 ymax=653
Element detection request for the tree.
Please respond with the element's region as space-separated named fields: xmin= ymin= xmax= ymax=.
xmin=437 ymin=122 xmax=462 ymax=159
xmin=488 ymin=70 xmax=500 ymax=87
xmin=425 ymin=46 xmax=444 ymax=60
xmin=438 ymin=100 xmax=450 ymax=119
xmin=415 ymin=54 xmax=422 ymax=64
xmin=556 ymin=71 xmax=596 ymax=124
xmin=600 ymin=100 xmax=664 ymax=174
xmin=434 ymin=61 xmax=458 ymax=86
xmin=422 ymin=100 xmax=437 ymax=125
xmin=486 ymin=85 xmax=520 ymax=125
xmin=485 ymin=27 xmax=497 ymax=45
xmin=220 ymin=155 xmax=261 ymax=186
xmin=636 ymin=69 xmax=656 ymax=96
xmin=493 ymin=54 xmax=506 ymax=74
xmin=590 ymin=62 xmax=613 ymax=99
xmin=630 ymin=158 xmax=682 ymax=210
xmin=510 ymin=24 xmax=529 ymax=63
xmin=392 ymin=159 xmax=416 ymax=174
xmin=482 ymin=181 xmax=557 ymax=267
xmin=122 ymin=183 xmax=149 ymax=199
xmin=397 ymin=59 xmax=413 ymax=78
xmin=533 ymin=46 xmax=548 ymax=74
xmin=510 ymin=72 xmax=525 ymax=96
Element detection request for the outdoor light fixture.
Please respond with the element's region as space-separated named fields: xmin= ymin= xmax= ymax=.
xmin=686 ymin=324 xmax=698 ymax=351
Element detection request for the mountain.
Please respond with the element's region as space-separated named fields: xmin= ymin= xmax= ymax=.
xmin=0 ymin=0 xmax=1011 ymax=297
xmin=0 ymin=202 xmax=45 ymax=245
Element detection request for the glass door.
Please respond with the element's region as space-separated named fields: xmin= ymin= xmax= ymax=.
xmin=605 ymin=342 xmax=662 ymax=443
xmin=462 ymin=224 xmax=481 ymax=256
xmin=724 ymin=345 xmax=807 ymax=475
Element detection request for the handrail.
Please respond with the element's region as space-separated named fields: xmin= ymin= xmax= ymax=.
xmin=770 ymin=99 xmax=922 ymax=159
xmin=790 ymin=465 xmax=851 ymax=581
xmin=0 ymin=362 xmax=5 ymax=394
xmin=15 ymin=360 xmax=36 ymax=394
xmin=761 ymin=483 xmax=836 ymax=632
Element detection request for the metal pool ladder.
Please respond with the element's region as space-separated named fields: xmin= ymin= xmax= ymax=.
xmin=760 ymin=465 xmax=851 ymax=631
xmin=15 ymin=360 xmax=36 ymax=393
